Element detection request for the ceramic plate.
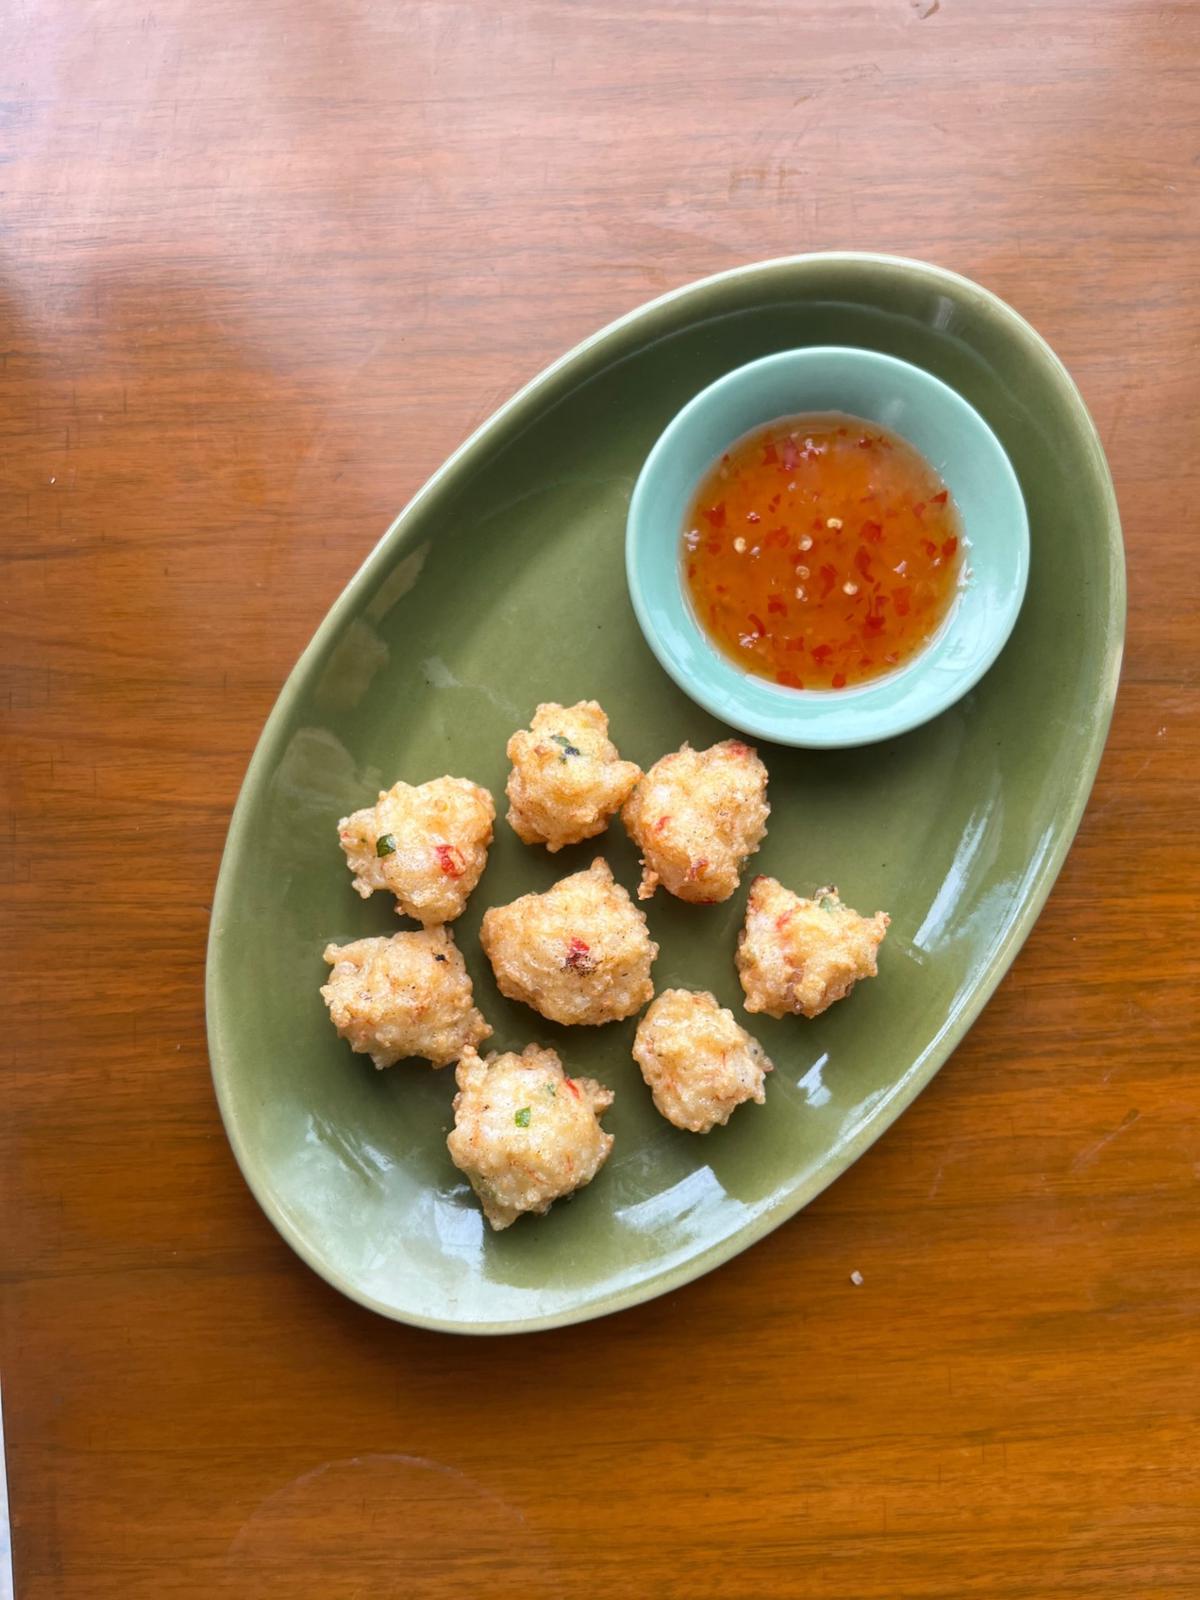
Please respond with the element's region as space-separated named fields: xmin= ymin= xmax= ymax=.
xmin=626 ymin=345 xmax=1030 ymax=746
xmin=206 ymin=254 xmax=1124 ymax=1334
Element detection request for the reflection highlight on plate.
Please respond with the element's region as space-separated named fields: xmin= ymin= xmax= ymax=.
xmin=912 ymin=801 xmax=996 ymax=953
xmin=614 ymin=1163 xmax=746 ymax=1240
xmin=797 ymin=1053 xmax=833 ymax=1108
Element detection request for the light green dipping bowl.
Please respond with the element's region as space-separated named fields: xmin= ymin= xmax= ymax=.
xmin=626 ymin=346 xmax=1029 ymax=748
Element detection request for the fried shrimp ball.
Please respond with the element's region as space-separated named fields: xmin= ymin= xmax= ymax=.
xmin=321 ymin=928 xmax=491 ymax=1068
xmin=621 ymin=739 xmax=769 ymax=903
xmin=632 ymin=988 xmax=773 ymax=1133
xmin=479 ymin=857 xmax=657 ymax=1026
xmin=448 ymin=1044 xmax=615 ymax=1230
xmin=337 ymin=775 xmax=494 ymax=925
xmin=505 ymin=700 xmax=642 ymax=852
xmin=736 ymin=876 xmax=890 ymax=1020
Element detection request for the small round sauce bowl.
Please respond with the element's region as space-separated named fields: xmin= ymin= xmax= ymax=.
xmin=626 ymin=346 xmax=1028 ymax=748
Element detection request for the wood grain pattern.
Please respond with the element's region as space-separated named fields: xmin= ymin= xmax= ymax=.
xmin=2 ymin=1 xmax=1198 ymax=1594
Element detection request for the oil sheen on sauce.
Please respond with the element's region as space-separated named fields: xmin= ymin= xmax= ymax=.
xmin=682 ymin=414 xmax=965 ymax=690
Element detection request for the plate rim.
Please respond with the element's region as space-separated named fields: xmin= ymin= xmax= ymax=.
xmin=205 ymin=252 xmax=1126 ymax=1335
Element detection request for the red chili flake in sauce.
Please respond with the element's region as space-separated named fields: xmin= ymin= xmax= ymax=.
xmin=564 ymin=937 xmax=593 ymax=972
xmin=434 ymin=843 xmax=465 ymax=877
xmin=683 ymin=415 xmax=962 ymax=690
xmin=563 ymin=1077 xmax=581 ymax=1099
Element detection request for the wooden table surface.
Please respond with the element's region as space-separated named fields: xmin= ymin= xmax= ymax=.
xmin=3 ymin=2 xmax=1198 ymax=1595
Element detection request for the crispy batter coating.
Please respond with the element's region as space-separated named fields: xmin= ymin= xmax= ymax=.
xmin=505 ymin=700 xmax=642 ymax=853
xmin=447 ymin=1044 xmax=615 ymax=1230
xmin=479 ymin=857 xmax=657 ymax=1025
xmin=736 ymin=876 xmax=890 ymax=1019
xmin=621 ymin=739 xmax=769 ymax=903
xmin=321 ymin=928 xmax=491 ymax=1068
xmin=337 ymin=775 xmax=494 ymax=925
xmin=632 ymin=988 xmax=773 ymax=1133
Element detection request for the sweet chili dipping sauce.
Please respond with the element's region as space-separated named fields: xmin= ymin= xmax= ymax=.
xmin=682 ymin=414 xmax=965 ymax=690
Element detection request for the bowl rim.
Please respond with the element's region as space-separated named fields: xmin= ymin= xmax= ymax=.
xmin=625 ymin=344 xmax=1030 ymax=748
xmin=206 ymin=252 xmax=1125 ymax=1336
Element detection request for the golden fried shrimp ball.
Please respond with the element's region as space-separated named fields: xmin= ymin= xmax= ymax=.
xmin=621 ymin=739 xmax=769 ymax=903
xmin=337 ymin=775 xmax=494 ymax=925
xmin=321 ymin=927 xmax=491 ymax=1068
xmin=505 ymin=700 xmax=642 ymax=852
xmin=632 ymin=988 xmax=773 ymax=1133
xmin=736 ymin=876 xmax=890 ymax=1020
xmin=479 ymin=857 xmax=657 ymax=1026
xmin=447 ymin=1044 xmax=615 ymax=1230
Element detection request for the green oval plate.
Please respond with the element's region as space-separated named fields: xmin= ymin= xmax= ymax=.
xmin=206 ymin=254 xmax=1124 ymax=1335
